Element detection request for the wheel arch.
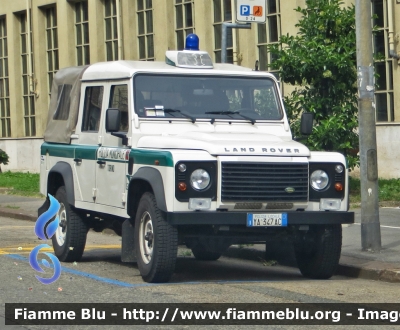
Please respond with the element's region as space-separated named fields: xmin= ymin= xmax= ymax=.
xmin=127 ymin=167 xmax=167 ymax=218
xmin=48 ymin=162 xmax=75 ymax=206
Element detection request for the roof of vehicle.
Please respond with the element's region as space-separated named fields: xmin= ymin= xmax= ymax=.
xmin=82 ymin=60 xmax=276 ymax=81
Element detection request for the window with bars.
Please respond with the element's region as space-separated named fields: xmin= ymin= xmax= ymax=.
xmin=45 ymin=6 xmax=59 ymax=101
xmin=20 ymin=12 xmax=36 ymax=137
xmin=175 ymin=0 xmax=194 ymax=50
xmin=0 ymin=17 xmax=10 ymax=137
xmin=257 ymin=0 xmax=280 ymax=74
xmin=75 ymin=1 xmax=90 ymax=65
xmin=372 ymin=0 xmax=394 ymax=122
xmin=104 ymin=0 xmax=118 ymax=61
xmin=213 ymin=0 xmax=233 ymax=63
xmin=137 ymin=0 xmax=154 ymax=60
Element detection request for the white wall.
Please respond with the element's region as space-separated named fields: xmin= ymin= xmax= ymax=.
xmin=0 ymin=138 xmax=43 ymax=173
xmin=375 ymin=125 xmax=400 ymax=178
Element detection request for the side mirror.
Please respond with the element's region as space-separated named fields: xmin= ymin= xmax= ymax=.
xmin=106 ymin=108 xmax=121 ymax=132
xmin=106 ymin=108 xmax=128 ymax=145
xmin=300 ymin=112 xmax=313 ymax=136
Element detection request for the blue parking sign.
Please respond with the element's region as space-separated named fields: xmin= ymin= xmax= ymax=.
xmin=240 ymin=5 xmax=250 ymax=16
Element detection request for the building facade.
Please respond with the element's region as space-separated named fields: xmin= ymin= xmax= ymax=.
xmin=0 ymin=0 xmax=399 ymax=177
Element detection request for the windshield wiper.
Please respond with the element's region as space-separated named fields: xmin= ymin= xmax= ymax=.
xmin=163 ymin=109 xmax=196 ymax=123
xmin=205 ymin=111 xmax=255 ymax=125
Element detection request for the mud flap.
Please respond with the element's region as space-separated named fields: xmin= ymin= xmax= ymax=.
xmin=38 ymin=196 xmax=50 ymax=217
xmin=121 ymin=218 xmax=137 ymax=262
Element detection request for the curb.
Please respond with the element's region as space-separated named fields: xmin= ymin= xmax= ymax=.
xmin=3 ymin=209 xmax=400 ymax=283
xmin=224 ymin=246 xmax=400 ymax=284
xmin=0 ymin=207 xmax=36 ymax=222
xmin=337 ymin=264 xmax=400 ymax=283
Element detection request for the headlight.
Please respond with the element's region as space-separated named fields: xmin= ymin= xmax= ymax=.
xmin=190 ymin=169 xmax=210 ymax=190
xmin=310 ymin=170 xmax=329 ymax=191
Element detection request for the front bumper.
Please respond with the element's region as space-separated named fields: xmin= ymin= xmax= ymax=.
xmin=166 ymin=211 xmax=354 ymax=226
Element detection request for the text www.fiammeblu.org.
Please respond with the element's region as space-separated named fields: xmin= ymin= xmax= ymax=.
xmin=121 ymin=308 xmax=400 ymax=323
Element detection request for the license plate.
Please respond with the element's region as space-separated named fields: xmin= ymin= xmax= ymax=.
xmin=247 ymin=213 xmax=288 ymax=227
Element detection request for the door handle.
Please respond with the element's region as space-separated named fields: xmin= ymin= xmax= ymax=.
xmin=74 ymin=158 xmax=82 ymax=163
xmin=97 ymin=160 xmax=106 ymax=165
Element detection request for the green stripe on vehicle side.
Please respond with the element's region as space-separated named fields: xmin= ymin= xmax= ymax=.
xmin=74 ymin=145 xmax=98 ymax=160
xmin=41 ymin=143 xmax=173 ymax=166
xmin=41 ymin=143 xmax=75 ymax=158
xmin=130 ymin=149 xmax=174 ymax=167
xmin=41 ymin=143 xmax=98 ymax=160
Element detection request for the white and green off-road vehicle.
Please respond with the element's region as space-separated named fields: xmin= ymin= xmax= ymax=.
xmin=39 ymin=35 xmax=354 ymax=283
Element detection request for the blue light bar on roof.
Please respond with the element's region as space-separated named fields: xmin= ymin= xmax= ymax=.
xmin=185 ymin=34 xmax=200 ymax=51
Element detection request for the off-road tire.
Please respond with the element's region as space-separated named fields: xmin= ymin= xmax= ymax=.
xmin=134 ymin=192 xmax=178 ymax=283
xmin=294 ymin=224 xmax=342 ymax=279
xmin=52 ymin=186 xmax=88 ymax=262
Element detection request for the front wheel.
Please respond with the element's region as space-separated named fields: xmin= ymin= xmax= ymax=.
xmin=52 ymin=186 xmax=88 ymax=262
xmin=134 ymin=192 xmax=177 ymax=283
xmin=294 ymin=224 xmax=342 ymax=279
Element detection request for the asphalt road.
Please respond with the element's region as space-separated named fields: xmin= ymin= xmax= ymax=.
xmin=1 ymin=216 xmax=400 ymax=330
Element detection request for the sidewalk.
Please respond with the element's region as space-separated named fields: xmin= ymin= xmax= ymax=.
xmin=1 ymin=194 xmax=399 ymax=283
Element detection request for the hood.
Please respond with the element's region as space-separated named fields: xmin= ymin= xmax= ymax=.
xmin=137 ymin=132 xmax=310 ymax=156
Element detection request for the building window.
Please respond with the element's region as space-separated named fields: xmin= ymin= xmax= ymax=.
xmin=75 ymin=1 xmax=90 ymax=65
xmin=372 ymin=0 xmax=394 ymax=122
xmin=104 ymin=0 xmax=118 ymax=61
xmin=20 ymin=12 xmax=36 ymax=137
xmin=175 ymin=0 xmax=194 ymax=50
xmin=45 ymin=6 xmax=59 ymax=99
xmin=0 ymin=17 xmax=10 ymax=137
xmin=213 ymin=0 xmax=233 ymax=63
xmin=257 ymin=0 xmax=281 ymax=73
xmin=137 ymin=0 xmax=154 ymax=61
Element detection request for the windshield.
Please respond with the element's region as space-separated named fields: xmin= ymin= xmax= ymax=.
xmin=134 ymin=74 xmax=283 ymax=122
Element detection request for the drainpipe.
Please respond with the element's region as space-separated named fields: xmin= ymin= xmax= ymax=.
xmin=387 ymin=0 xmax=400 ymax=60
xmin=26 ymin=0 xmax=35 ymax=94
xmin=116 ymin=0 xmax=123 ymax=60
xmin=231 ymin=0 xmax=238 ymax=63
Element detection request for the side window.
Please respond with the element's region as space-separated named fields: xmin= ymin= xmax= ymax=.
xmin=109 ymin=84 xmax=129 ymax=132
xmin=53 ymin=84 xmax=72 ymax=120
xmin=82 ymin=86 xmax=104 ymax=132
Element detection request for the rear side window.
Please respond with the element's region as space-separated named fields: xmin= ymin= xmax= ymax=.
xmin=109 ymin=85 xmax=129 ymax=132
xmin=53 ymin=84 xmax=72 ymax=120
xmin=81 ymin=86 xmax=104 ymax=132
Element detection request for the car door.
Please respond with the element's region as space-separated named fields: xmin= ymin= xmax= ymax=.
xmin=95 ymin=82 xmax=130 ymax=208
xmin=73 ymin=84 xmax=105 ymax=203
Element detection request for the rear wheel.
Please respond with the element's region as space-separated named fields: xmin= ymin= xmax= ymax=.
xmin=294 ymin=224 xmax=342 ymax=279
xmin=191 ymin=244 xmax=223 ymax=261
xmin=134 ymin=192 xmax=177 ymax=283
xmin=52 ymin=186 xmax=87 ymax=262
xmin=191 ymin=238 xmax=231 ymax=261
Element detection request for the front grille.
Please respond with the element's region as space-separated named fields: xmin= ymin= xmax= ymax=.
xmin=221 ymin=162 xmax=308 ymax=202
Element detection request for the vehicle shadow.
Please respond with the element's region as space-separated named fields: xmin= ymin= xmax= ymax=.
xmin=78 ymin=247 xmax=304 ymax=284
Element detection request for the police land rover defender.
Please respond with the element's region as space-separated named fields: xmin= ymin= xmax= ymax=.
xmin=39 ymin=35 xmax=354 ymax=283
